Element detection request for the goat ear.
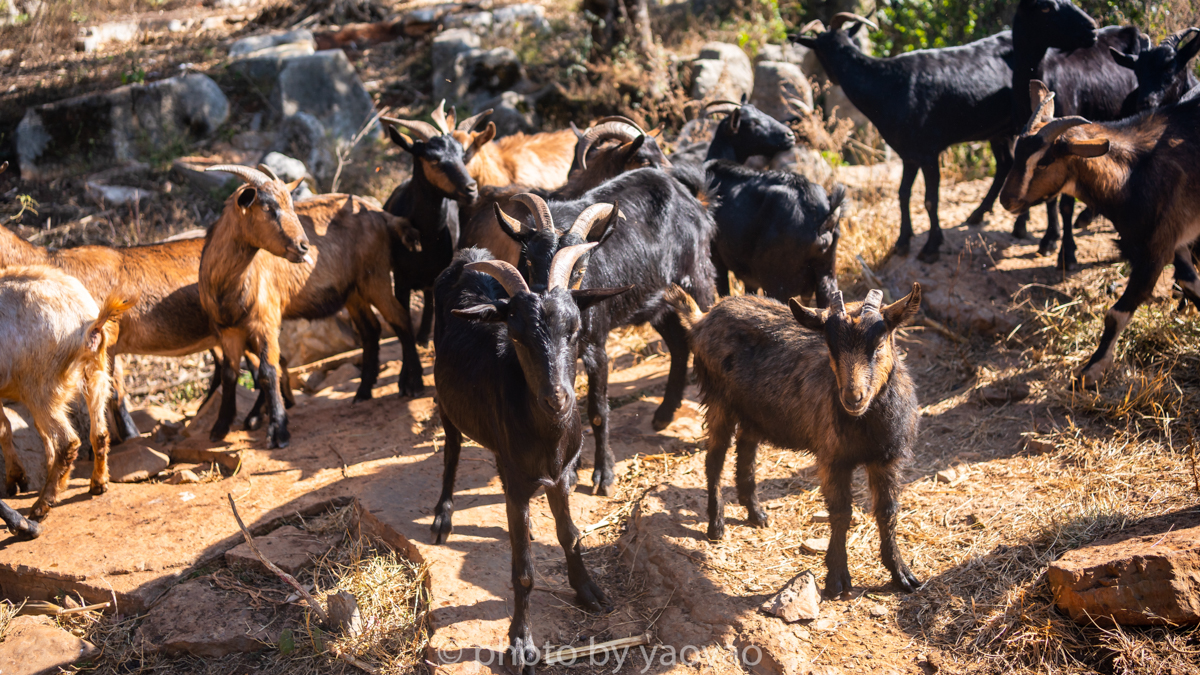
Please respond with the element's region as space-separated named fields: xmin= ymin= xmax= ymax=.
xmin=465 ymin=122 xmax=497 ymax=163
xmin=285 ymin=178 xmax=304 ymax=194
xmin=728 ymin=108 xmax=741 ymax=134
xmin=1177 ymin=32 xmax=1200 ymax=65
xmin=789 ymin=298 xmax=828 ymax=332
xmin=1061 ymin=137 xmax=1109 ymax=158
xmin=236 ymin=186 xmax=257 ymax=209
xmin=620 ymin=135 xmax=647 ymax=165
xmin=1109 ymin=47 xmax=1138 ymax=69
xmin=883 ymin=283 xmax=921 ymax=330
xmin=452 ymin=301 xmax=508 ymax=323
xmin=387 ymin=126 xmax=415 ymax=153
xmin=572 ymin=285 xmax=634 ymax=310
xmin=1029 ymin=80 xmax=1052 ymax=115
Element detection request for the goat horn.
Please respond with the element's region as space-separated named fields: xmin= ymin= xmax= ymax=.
xmin=431 ymin=100 xmax=452 ymax=135
xmin=494 ymin=203 xmax=532 ymax=237
xmin=596 ymin=115 xmax=647 ymax=135
xmin=1170 ymin=27 xmax=1200 ymax=52
xmin=548 ymin=243 xmax=598 ymax=291
xmin=457 ymin=108 xmax=493 ymax=132
xmin=863 ymin=289 xmax=884 ymax=313
xmin=257 ymin=163 xmax=281 ymax=182
xmin=1036 ymin=116 xmax=1092 ymax=143
xmin=0 ymin=161 xmax=7 ymax=174
xmin=381 ymin=116 xmax=440 ymax=142
xmin=565 ymin=203 xmax=616 ymax=241
xmin=829 ymin=290 xmax=846 ymax=315
xmin=206 ymin=164 xmax=271 ymax=187
xmin=829 ymin=12 xmax=878 ymax=31
xmin=512 ymin=193 xmax=554 ymax=232
xmin=1022 ymin=90 xmax=1056 ymax=134
xmin=466 ymin=260 xmax=530 ymax=298
xmin=799 ymin=19 xmax=825 ymax=35
xmin=576 ymin=121 xmax=642 ymax=170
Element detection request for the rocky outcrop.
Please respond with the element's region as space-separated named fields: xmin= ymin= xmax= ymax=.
xmin=1049 ymin=520 xmax=1200 ymax=626
xmin=135 ymin=578 xmax=287 ymax=657
xmin=0 ymin=615 xmax=98 ymax=675
xmin=225 ymin=525 xmax=331 ymax=575
xmin=691 ymin=42 xmax=754 ymax=102
xmin=750 ymin=62 xmax=813 ymax=122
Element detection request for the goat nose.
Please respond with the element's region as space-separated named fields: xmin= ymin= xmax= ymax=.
xmin=544 ymin=385 xmax=568 ymax=411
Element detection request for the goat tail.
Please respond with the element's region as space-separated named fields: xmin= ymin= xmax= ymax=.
xmin=86 ymin=295 xmax=137 ymax=353
xmin=664 ymin=284 xmax=703 ymax=330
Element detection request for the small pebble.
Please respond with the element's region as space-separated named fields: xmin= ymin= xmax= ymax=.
xmin=801 ymin=537 xmax=829 ymax=554
xmin=935 ymin=468 xmax=957 ymax=484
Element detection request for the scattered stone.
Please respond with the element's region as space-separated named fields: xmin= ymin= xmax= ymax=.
xmin=225 ymin=525 xmax=331 ymax=576
xmin=1025 ymin=438 xmax=1056 ymax=454
xmin=811 ymin=511 xmax=829 ymax=523
xmin=491 ymin=4 xmax=551 ymax=35
xmin=978 ymin=382 xmax=1031 ymax=405
xmin=868 ymin=604 xmax=888 ymax=617
xmin=328 ymin=590 xmax=363 ymax=636
xmin=760 ymin=571 xmax=821 ymax=622
xmin=822 ymin=84 xmax=869 ymax=128
xmin=693 ymin=42 xmax=754 ymax=102
xmin=260 ymin=151 xmax=314 ymax=198
xmin=473 ymin=90 xmax=538 ymax=136
xmin=1048 ymin=522 xmax=1200 ymax=626
xmin=790 ymin=146 xmax=834 ymax=183
xmin=130 ymin=405 xmax=186 ymax=442
xmin=228 ymin=29 xmax=315 ymax=59
xmin=444 ymin=10 xmax=493 ymax=34
xmin=108 ymin=440 xmax=171 ymax=483
xmin=165 ymin=469 xmax=200 ymax=485
xmin=319 ymin=362 xmax=361 ymax=393
xmin=750 ymin=61 xmax=813 ymax=122
xmin=813 ymin=617 xmax=837 ymax=632
xmin=0 ymin=615 xmax=99 ymax=675
xmin=432 ymin=28 xmax=482 ymax=103
xmin=136 ymin=578 xmax=281 ymax=657
xmin=300 ymin=369 xmax=327 ymax=393
xmin=76 ymin=21 xmax=138 ymax=53
xmin=18 ymin=74 xmax=228 ymax=180
xmin=801 ymin=538 xmax=829 ymax=554
xmin=935 ymin=468 xmax=957 ymax=484
xmin=279 ymin=315 xmax=359 ymax=368
xmin=85 ymin=182 xmax=152 ymax=205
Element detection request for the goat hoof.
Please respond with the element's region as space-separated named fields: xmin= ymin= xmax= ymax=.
xmin=574 ymin=579 xmax=609 ymax=612
xmin=916 ymin=247 xmax=940 ymax=264
xmin=89 ymin=482 xmax=108 ymax=496
xmin=509 ymin=637 xmax=539 ymax=675
xmin=1056 ymin=254 xmax=1078 ymax=272
xmin=1037 ymin=241 xmax=1057 ymax=257
xmin=746 ymin=506 xmax=769 ymax=528
xmin=354 ymin=388 xmax=374 ymax=403
xmin=1012 ymin=228 xmax=1032 ymax=240
xmin=244 ymin=415 xmax=263 ymax=431
xmin=592 ymin=480 xmax=615 ymax=498
xmin=965 ymin=211 xmax=986 ymax=226
xmin=707 ymin=520 xmax=725 ymax=541
xmin=29 ymin=502 xmax=50 ymax=521
xmin=893 ymin=567 xmax=921 ymax=593
xmin=431 ymin=511 xmax=453 ymax=544
xmin=893 ymin=241 xmax=911 ymax=257
xmin=823 ymin=571 xmax=853 ymax=600
xmin=16 ymin=519 xmax=43 ymax=540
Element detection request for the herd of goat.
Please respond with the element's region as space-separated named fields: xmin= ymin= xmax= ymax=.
xmin=1 ymin=0 xmax=1199 ymax=668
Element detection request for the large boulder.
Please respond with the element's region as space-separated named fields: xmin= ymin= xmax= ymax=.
xmin=0 ymin=615 xmax=98 ymax=675
xmin=472 ymin=90 xmax=538 ymax=136
xmin=1048 ymin=521 xmax=1200 ymax=626
xmin=691 ymin=42 xmax=754 ymax=102
xmin=750 ymin=61 xmax=813 ymax=122
xmin=432 ymin=28 xmax=481 ymax=104
xmin=17 ymin=74 xmax=228 ymax=180
xmin=269 ymin=112 xmax=337 ymax=186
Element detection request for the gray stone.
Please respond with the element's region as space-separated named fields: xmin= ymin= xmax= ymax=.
xmin=228 ymin=29 xmax=315 ymax=59
xmin=135 ymin=578 xmax=280 ymax=657
xmin=108 ymin=440 xmax=171 ymax=483
xmin=823 ymin=84 xmax=869 ymax=128
xmin=789 ymin=146 xmax=834 ymax=184
xmin=318 ymin=362 xmax=361 ymax=393
xmin=444 ymin=11 xmax=493 ymax=34
xmin=0 ymin=615 xmax=99 ymax=675
xmin=270 ymin=113 xmax=336 ymax=186
xmin=278 ymin=314 xmax=358 ymax=366
xmin=76 ymin=21 xmax=138 ymax=53
xmin=85 ymin=182 xmax=152 ymax=205
xmin=697 ymin=42 xmax=754 ymax=101
xmin=751 ymin=62 xmax=813 ymax=122
xmin=492 ymin=3 xmax=550 ymax=35
xmin=473 ymin=91 xmax=537 ymax=136
xmin=225 ymin=525 xmax=331 ymax=576
xmin=1 ymin=404 xmax=47 ymax=490
xmin=17 ymin=74 xmax=228 ymax=180
xmin=260 ymin=151 xmax=310 ymax=183
xmin=328 ymin=590 xmax=363 ymax=636
xmin=432 ymin=29 xmax=482 ymax=103
xmin=761 ymin=571 xmax=821 ymax=622
xmin=690 ymin=59 xmax=726 ymax=100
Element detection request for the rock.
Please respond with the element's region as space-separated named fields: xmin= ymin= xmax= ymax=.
xmin=822 ymin=85 xmax=869 ymax=128
xmin=935 ymin=468 xmax=957 ymax=484
xmin=811 ymin=511 xmax=830 ymax=523
xmin=467 ymin=48 xmax=525 ymax=96
xmin=278 ymin=315 xmax=359 ymax=367
xmin=228 ymin=29 xmax=315 ymax=59
xmin=260 ymin=152 xmax=314 ymax=198
xmin=130 ymin=405 xmax=186 ymax=442
xmin=789 ymin=146 xmax=834 ymax=184
xmin=978 ymin=382 xmax=1031 ymax=405
xmin=0 ymin=403 xmax=46 ymax=489
xmin=801 ymin=538 xmax=828 ymax=554
xmin=172 ymin=156 xmax=239 ymax=193
xmin=1025 ymin=438 xmax=1056 ymax=454
xmin=1048 ymin=522 xmax=1200 ymax=626
xmin=693 ymin=42 xmax=754 ymax=102
xmin=760 ymin=571 xmax=821 ymax=622
xmin=319 ymin=362 xmax=361 ymax=393
xmin=270 ymin=113 xmax=337 ymax=186
xmin=327 ymin=590 xmax=363 ymax=636
xmin=165 ymin=469 xmax=200 ymax=485
xmin=300 ymin=369 xmax=327 ymax=393
xmin=225 ymin=525 xmax=331 ymax=576
xmin=76 ymin=21 xmax=138 ymax=53
xmin=868 ymin=604 xmax=888 ymax=617
xmin=85 ymin=182 xmax=152 ymax=205
xmin=444 ymin=11 xmax=493 ymax=34
xmin=18 ymin=74 xmax=228 ymax=181
xmin=491 ymin=4 xmax=551 ymax=35
xmin=181 ymin=382 xmax=258 ymax=439
xmin=473 ymin=90 xmax=538 ymax=136
xmin=751 ymin=62 xmax=813 ymax=122
xmin=136 ymin=578 xmax=281 ymax=656
xmin=108 ymin=440 xmax=171 ymax=483
xmin=0 ymin=615 xmax=99 ymax=675
xmin=432 ymin=29 xmax=482 ymax=103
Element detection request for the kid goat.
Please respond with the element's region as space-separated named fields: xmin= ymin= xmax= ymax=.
xmin=1000 ymin=81 xmax=1200 ymax=384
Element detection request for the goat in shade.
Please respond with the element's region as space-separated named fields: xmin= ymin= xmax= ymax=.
xmin=431 ymin=239 xmax=630 ymax=674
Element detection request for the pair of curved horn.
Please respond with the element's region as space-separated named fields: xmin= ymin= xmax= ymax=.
xmin=206 ymin=164 xmax=274 ymax=187
xmin=829 ymin=12 xmax=878 ymax=31
xmin=468 ymin=243 xmax=598 ymax=295
xmin=1164 ymin=26 xmax=1200 ymax=53
xmin=431 ymin=100 xmax=453 ymax=135
xmin=1022 ymin=85 xmax=1056 ymax=134
xmin=495 ymin=193 xmax=555 ymax=237
xmin=576 ymin=118 xmax=644 ymax=170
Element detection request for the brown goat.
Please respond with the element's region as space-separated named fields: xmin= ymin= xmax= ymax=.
xmin=0 ymin=266 xmax=132 ymax=519
xmin=1000 ymin=81 xmax=1200 ymax=384
xmin=200 ymin=165 xmax=421 ymax=448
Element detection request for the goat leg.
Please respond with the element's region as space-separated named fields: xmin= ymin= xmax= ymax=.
xmin=1173 ymin=245 xmax=1200 ymax=311
xmin=1037 ymin=197 xmax=1061 ymax=257
xmin=210 ymin=334 xmax=247 ymax=442
xmin=259 ymin=341 xmax=290 ymax=449
xmin=713 ymin=253 xmax=731 ymax=297
xmin=704 ymin=407 xmax=736 ymax=541
xmin=415 ymin=287 xmax=435 ymax=347
xmin=431 ymin=406 xmax=462 ymax=544
xmin=346 ymin=299 xmax=382 ymax=402
xmin=0 ymin=402 xmax=30 ymax=497
xmin=30 ymin=410 xmax=79 ymax=520
xmin=967 ymin=137 xmax=1012 ymax=226
xmin=244 ymin=355 xmax=267 ymax=431
xmin=84 ymin=357 xmax=113 ymax=496
xmin=895 ymin=162 xmax=918 ymax=256
xmin=582 ymin=343 xmax=614 ymax=496
xmin=504 ymin=481 xmax=539 ymax=675
xmin=1057 ymin=196 xmax=1078 ymax=271
xmin=279 ymin=354 xmax=295 ymax=409
xmin=197 ymin=348 xmax=224 ymax=411
xmin=819 ymin=462 xmax=855 ymax=599
xmin=546 ymin=478 xmax=609 ymax=611
xmin=1012 ymin=211 xmax=1032 ymax=240
xmin=108 ymin=354 xmax=140 ymax=443
xmin=734 ymin=429 xmax=768 ymax=528
xmin=1080 ymin=255 xmax=1167 ymax=386
xmin=651 ymin=312 xmax=690 ymax=432
xmin=392 ymin=287 xmax=425 ymax=398
xmin=0 ymin=499 xmax=40 ymax=540
xmin=916 ymin=160 xmax=943 ymax=263
xmin=867 ymin=461 xmax=919 ymax=592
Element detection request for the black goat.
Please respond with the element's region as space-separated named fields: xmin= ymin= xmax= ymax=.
xmin=792 ymin=14 xmax=1015 ymax=262
xmin=705 ymin=160 xmax=846 ymax=303
xmin=1000 ymin=83 xmax=1200 ymax=384
xmin=1112 ymin=28 xmax=1200 ymax=115
xmin=667 ymin=284 xmax=923 ymax=598
xmin=492 ymin=171 xmax=719 ymax=496
xmin=431 ymin=242 xmax=629 ymax=674
xmin=1009 ymin=0 xmax=1147 ymax=269
xmin=382 ymin=109 xmax=485 ymax=391
xmin=1 ymin=499 xmax=41 ymax=540
xmin=703 ymin=98 xmax=798 ymax=162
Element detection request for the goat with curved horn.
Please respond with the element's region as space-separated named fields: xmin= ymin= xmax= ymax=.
xmin=465 ymin=260 xmax=531 ymax=298
xmin=512 ymin=193 xmax=554 ymax=231
xmin=206 ymin=164 xmax=271 ymax=187
xmin=1036 ymin=116 xmax=1092 ymax=143
xmin=548 ymin=243 xmax=598 ymax=291
xmin=829 ymin=12 xmax=878 ymax=31
xmin=381 ymin=116 xmax=441 ymax=142
xmin=575 ymin=120 xmax=643 ymax=170
xmin=799 ymin=19 xmax=825 ymax=35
